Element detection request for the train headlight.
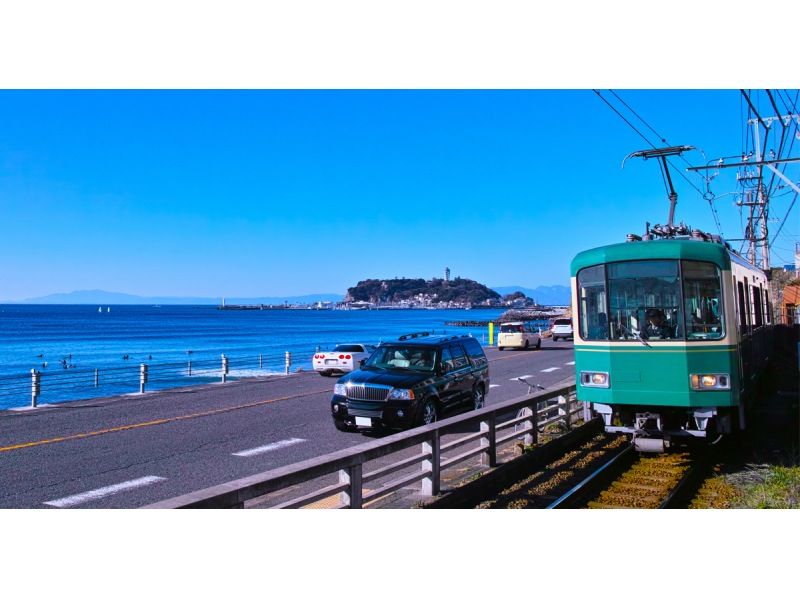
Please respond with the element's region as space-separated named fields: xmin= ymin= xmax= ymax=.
xmin=580 ymin=371 xmax=610 ymax=388
xmin=689 ymin=374 xmax=730 ymax=391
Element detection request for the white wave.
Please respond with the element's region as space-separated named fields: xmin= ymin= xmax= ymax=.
xmin=179 ymin=367 xmax=286 ymax=379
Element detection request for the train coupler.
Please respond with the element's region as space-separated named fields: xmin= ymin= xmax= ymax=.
xmin=633 ymin=435 xmax=670 ymax=453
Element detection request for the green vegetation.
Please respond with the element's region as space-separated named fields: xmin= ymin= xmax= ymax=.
xmin=346 ymin=277 xmax=500 ymax=305
xmin=730 ymin=464 xmax=800 ymax=508
xmin=693 ymin=455 xmax=800 ymax=509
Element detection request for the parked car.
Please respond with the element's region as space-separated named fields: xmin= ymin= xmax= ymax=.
xmin=551 ymin=318 xmax=574 ymax=341
xmin=497 ymin=321 xmax=541 ymax=351
xmin=313 ymin=343 xmax=377 ymax=376
xmin=330 ymin=332 xmax=489 ymax=432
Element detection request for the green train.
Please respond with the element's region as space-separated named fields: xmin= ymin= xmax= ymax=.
xmin=571 ymin=232 xmax=772 ymax=452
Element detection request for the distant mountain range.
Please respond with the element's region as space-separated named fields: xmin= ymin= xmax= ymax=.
xmin=3 ymin=285 xmax=571 ymax=306
xmin=3 ymin=290 xmax=344 ymax=305
xmin=492 ymin=285 xmax=571 ymax=306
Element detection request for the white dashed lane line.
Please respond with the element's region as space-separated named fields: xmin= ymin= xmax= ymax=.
xmin=510 ymin=375 xmax=533 ymax=380
xmin=565 ymin=361 xmax=575 ymax=365
xmin=44 ymin=476 xmax=166 ymax=508
xmin=490 ymin=384 xmax=501 ymax=389
xmin=233 ymin=438 xmax=306 ymax=457
xmin=541 ymin=367 xmax=561 ymax=373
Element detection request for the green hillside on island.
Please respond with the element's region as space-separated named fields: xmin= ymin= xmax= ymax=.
xmin=345 ymin=277 xmax=501 ymax=306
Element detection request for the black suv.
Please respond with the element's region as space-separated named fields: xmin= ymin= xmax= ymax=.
xmin=331 ymin=333 xmax=489 ymax=432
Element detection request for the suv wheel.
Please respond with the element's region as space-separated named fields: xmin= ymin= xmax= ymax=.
xmin=320 ymin=371 xmax=332 ymax=377
xmin=524 ymin=340 xmax=529 ymax=350
xmin=498 ymin=346 xmax=504 ymax=351
xmin=472 ymin=385 xmax=485 ymax=410
xmin=536 ymin=339 xmax=541 ymax=350
xmin=417 ymin=399 xmax=438 ymax=426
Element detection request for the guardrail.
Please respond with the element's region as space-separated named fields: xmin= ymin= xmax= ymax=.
xmin=144 ymin=380 xmax=584 ymax=509
xmin=0 ymin=351 xmax=297 ymax=409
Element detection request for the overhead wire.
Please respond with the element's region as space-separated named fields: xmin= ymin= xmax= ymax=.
xmin=767 ymin=89 xmax=800 ymax=261
xmin=614 ymin=90 xmax=724 ymax=234
xmin=597 ymin=91 xmax=709 ymax=194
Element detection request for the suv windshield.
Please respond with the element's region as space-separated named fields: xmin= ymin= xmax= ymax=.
xmin=364 ymin=345 xmax=437 ymax=372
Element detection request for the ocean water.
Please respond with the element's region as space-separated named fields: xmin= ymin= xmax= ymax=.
xmin=0 ymin=305 xmax=545 ymax=409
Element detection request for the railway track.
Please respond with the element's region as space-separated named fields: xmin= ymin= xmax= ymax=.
xmin=550 ymin=445 xmax=704 ymax=509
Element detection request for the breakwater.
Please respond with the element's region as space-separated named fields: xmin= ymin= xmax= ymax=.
xmin=446 ymin=308 xmax=566 ymax=327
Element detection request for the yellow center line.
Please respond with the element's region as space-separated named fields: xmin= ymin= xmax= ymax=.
xmin=0 ymin=388 xmax=329 ymax=454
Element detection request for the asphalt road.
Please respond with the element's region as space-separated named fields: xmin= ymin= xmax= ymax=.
xmin=0 ymin=339 xmax=575 ymax=508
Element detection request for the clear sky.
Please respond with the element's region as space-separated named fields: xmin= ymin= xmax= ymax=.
xmin=1 ymin=89 xmax=797 ymax=300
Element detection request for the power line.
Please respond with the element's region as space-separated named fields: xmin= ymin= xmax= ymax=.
xmin=609 ymin=90 xmax=668 ymax=144
xmin=771 ymin=191 xmax=798 ymax=248
xmin=593 ymin=90 xmax=655 ymax=149
xmin=601 ymin=90 xmax=723 ymax=235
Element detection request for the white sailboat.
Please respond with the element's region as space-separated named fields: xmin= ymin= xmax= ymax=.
xmin=107 ymin=307 xmax=111 ymax=313
xmin=98 ymin=307 xmax=102 ymax=313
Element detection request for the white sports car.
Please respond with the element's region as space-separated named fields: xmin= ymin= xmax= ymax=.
xmin=312 ymin=343 xmax=377 ymax=376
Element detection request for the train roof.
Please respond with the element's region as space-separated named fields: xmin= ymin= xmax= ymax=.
xmin=570 ymin=238 xmax=734 ymax=276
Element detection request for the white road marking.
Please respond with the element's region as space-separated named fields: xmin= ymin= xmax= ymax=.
xmin=45 ymin=476 xmax=166 ymax=508
xmin=541 ymin=367 xmax=561 ymax=373
xmin=565 ymin=361 xmax=575 ymax=365
xmin=511 ymin=375 xmax=533 ymax=380
xmin=233 ymin=437 xmax=306 ymax=457
xmin=490 ymin=384 xmax=500 ymax=389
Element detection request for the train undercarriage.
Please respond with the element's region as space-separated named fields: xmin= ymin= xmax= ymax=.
xmin=591 ymin=402 xmax=742 ymax=452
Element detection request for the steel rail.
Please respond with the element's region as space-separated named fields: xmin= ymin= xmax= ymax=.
xmin=547 ymin=444 xmax=635 ymax=509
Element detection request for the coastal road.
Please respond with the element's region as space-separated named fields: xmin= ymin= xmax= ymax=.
xmin=0 ymin=340 xmax=575 ymax=508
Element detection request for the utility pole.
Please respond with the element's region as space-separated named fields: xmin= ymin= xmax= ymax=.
xmin=687 ymin=109 xmax=800 ymax=271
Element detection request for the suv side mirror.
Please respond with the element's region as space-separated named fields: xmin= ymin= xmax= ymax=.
xmin=359 ymin=358 xmax=367 ymax=368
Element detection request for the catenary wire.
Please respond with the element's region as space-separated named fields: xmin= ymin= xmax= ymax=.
xmin=595 ymin=90 xmax=723 ymax=235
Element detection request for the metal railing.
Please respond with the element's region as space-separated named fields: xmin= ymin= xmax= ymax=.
xmin=0 ymin=351 xmax=297 ymax=409
xmin=143 ymin=381 xmax=583 ymax=509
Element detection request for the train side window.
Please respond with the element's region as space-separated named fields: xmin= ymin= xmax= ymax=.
xmin=736 ymin=280 xmax=748 ymax=336
xmin=765 ymin=290 xmax=772 ymax=324
xmin=743 ymin=277 xmax=752 ymax=332
xmin=682 ymin=261 xmax=724 ymax=340
xmin=752 ymin=286 xmax=763 ymax=328
xmin=577 ymin=265 xmax=608 ymax=340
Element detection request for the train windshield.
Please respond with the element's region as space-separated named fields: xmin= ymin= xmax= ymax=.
xmin=577 ymin=260 xmax=724 ymax=342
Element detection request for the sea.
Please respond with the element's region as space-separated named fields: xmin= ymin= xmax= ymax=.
xmin=0 ymin=305 xmax=550 ymax=410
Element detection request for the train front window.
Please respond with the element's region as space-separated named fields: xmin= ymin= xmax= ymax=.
xmin=577 ymin=265 xmax=608 ymax=340
xmin=607 ymin=260 xmax=682 ymax=341
xmin=682 ymin=260 xmax=724 ymax=340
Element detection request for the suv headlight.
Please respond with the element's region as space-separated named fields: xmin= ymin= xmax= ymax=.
xmin=387 ymin=388 xmax=415 ymax=401
xmin=580 ymin=371 xmax=610 ymax=388
xmin=690 ymin=374 xmax=730 ymax=390
xmin=333 ymin=383 xmax=347 ymax=396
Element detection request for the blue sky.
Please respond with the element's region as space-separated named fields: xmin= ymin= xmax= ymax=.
xmin=1 ymin=90 xmax=797 ymax=300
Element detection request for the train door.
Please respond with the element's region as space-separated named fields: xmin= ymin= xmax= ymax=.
xmin=736 ymin=278 xmax=752 ymax=388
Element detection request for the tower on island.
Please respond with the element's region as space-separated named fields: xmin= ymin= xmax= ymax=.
xmin=445 ymin=267 xmax=451 ymax=282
